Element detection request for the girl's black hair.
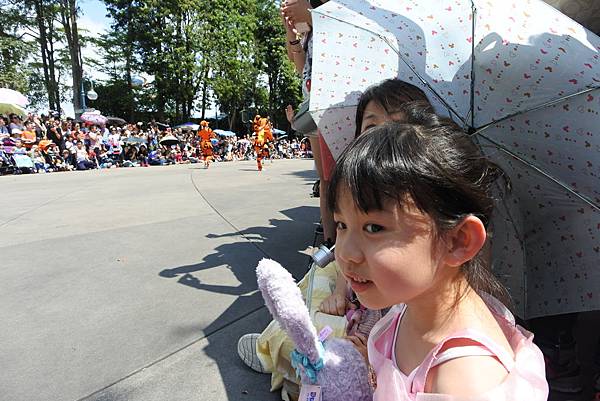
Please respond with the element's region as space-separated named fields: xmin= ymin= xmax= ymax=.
xmin=355 ymin=79 xmax=430 ymax=137
xmin=329 ymin=120 xmax=511 ymax=305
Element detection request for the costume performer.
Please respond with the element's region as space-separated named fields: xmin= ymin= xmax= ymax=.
xmin=253 ymin=116 xmax=274 ymax=171
xmin=198 ymin=120 xmax=216 ymax=168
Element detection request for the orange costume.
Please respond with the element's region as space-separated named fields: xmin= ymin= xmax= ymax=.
xmin=253 ymin=116 xmax=274 ymax=171
xmin=198 ymin=120 xmax=216 ymax=168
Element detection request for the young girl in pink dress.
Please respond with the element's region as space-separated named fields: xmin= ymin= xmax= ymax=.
xmin=328 ymin=120 xmax=549 ymax=400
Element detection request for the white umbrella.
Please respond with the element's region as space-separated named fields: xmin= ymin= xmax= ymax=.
xmin=214 ymin=129 xmax=236 ymax=137
xmin=0 ymin=103 xmax=26 ymax=116
xmin=310 ymin=0 xmax=600 ymax=319
xmin=0 ymin=88 xmax=28 ymax=107
xmin=81 ymin=111 xmax=108 ymax=125
xmin=174 ymin=123 xmax=200 ymax=131
xmin=0 ymin=88 xmax=28 ymax=116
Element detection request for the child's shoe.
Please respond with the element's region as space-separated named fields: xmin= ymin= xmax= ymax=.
xmin=237 ymin=333 xmax=268 ymax=373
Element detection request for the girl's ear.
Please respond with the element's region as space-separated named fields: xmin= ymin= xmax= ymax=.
xmin=443 ymin=216 xmax=487 ymax=267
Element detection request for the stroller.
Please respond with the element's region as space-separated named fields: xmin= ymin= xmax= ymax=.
xmin=0 ymin=147 xmax=15 ymax=175
xmin=12 ymin=153 xmax=35 ymax=174
xmin=2 ymin=137 xmax=35 ymax=173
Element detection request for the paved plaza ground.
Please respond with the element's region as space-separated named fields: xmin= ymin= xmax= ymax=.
xmin=2 ymin=159 xmax=598 ymax=401
xmin=0 ymin=159 xmax=319 ymax=401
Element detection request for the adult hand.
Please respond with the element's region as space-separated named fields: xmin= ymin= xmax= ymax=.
xmin=280 ymin=5 xmax=297 ymax=38
xmin=319 ymin=290 xmax=348 ymax=316
xmin=285 ymin=105 xmax=295 ymax=123
xmin=345 ymin=333 xmax=368 ymax=362
xmin=281 ymin=0 xmax=312 ymax=28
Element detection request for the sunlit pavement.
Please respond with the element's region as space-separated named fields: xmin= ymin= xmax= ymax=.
xmin=0 ymin=159 xmax=319 ymax=401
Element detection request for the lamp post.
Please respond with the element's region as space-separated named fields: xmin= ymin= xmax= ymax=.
xmin=79 ymin=73 xmax=98 ymax=114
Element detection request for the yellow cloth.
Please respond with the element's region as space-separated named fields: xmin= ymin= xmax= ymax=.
xmin=256 ymin=261 xmax=348 ymax=391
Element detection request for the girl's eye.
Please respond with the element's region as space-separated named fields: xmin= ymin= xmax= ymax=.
xmin=361 ymin=124 xmax=376 ymax=133
xmin=365 ymin=224 xmax=383 ymax=233
xmin=335 ymin=221 xmax=346 ymax=230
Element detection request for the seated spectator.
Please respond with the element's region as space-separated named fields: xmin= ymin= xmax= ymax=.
xmin=9 ymin=114 xmax=23 ymax=135
xmin=60 ymin=149 xmax=75 ymax=170
xmin=31 ymin=147 xmax=49 ymax=173
xmin=0 ymin=116 xmax=9 ymax=138
xmin=74 ymin=141 xmax=96 ymax=170
xmin=20 ymin=121 xmax=37 ymax=149
xmin=96 ymin=145 xmax=113 ymax=169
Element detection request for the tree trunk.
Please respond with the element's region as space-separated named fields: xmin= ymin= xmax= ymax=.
xmin=60 ymin=0 xmax=83 ymax=117
xmin=200 ymin=67 xmax=209 ymax=119
xmin=228 ymin=107 xmax=236 ymax=131
xmin=47 ymin=16 xmax=60 ymax=113
xmin=34 ymin=0 xmax=55 ymax=112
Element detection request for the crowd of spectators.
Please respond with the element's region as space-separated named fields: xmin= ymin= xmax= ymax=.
xmin=0 ymin=113 xmax=311 ymax=175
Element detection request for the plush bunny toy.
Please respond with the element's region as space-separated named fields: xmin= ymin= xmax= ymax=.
xmin=256 ymin=258 xmax=373 ymax=401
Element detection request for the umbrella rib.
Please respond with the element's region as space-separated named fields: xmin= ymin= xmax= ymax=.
xmin=312 ymin=9 xmax=466 ymax=126
xmin=476 ymin=133 xmax=600 ymax=212
xmin=474 ymin=86 xmax=600 ymax=132
xmin=469 ymin=0 xmax=477 ymax=129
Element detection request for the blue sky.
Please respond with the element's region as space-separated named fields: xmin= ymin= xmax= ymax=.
xmin=80 ymin=0 xmax=111 ymax=33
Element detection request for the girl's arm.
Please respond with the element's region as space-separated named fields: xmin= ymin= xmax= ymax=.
xmin=425 ymin=353 xmax=509 ymax=396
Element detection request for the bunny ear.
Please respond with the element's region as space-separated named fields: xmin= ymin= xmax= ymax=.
xmin=256 ymin=259 xmax=321 ymax=363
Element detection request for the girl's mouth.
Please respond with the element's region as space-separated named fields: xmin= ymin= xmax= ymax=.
xmin=345 ymin=272 xmax=373 ymax=293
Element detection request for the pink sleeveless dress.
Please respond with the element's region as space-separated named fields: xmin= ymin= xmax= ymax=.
xmin=367 ymin=295 xmax=548 ymax=401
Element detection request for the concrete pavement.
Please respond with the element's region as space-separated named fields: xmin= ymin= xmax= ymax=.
xmin=0 ymin=159 xmax=319 ymax=401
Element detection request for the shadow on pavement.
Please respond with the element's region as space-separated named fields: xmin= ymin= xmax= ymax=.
xmin=158 ymin=205 xmax=319 ymax=400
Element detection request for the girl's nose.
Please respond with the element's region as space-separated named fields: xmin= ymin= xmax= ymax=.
xmin=335 ymin=232 xmax=364 ymax=266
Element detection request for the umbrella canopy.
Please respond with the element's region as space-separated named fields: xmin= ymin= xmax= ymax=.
xmin=159 ymin=134 xmax=179 ymax=146
xmin=126 ymin=137 xmax=146 ymax=145
xmin=0 ymin=88 xmax=28 ymax=108
xmin=311 ymin=0 xmax=600 ymax=319
xmin=81 ymin=111 xmax=108 ymax=125
xmin=106 ymin=116 xmax=127 ymax=126
xmin=0 ymin=103 xmax=26 ymax=116
xmin=174 ymin=122 xmax=200 ymax=131
xmin=213 ymin=129 xmax=236 ymax=137
xmin=272 ymin=128 xmax=286 ymax=136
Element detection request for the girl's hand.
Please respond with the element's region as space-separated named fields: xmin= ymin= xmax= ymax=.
xmin=345 ymin=334 xmax=368 ymax=362
xmin=319 ymin=291 xmax=347 ymax=316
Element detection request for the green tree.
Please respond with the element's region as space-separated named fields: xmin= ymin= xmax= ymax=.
xmin=0 ymin=0 xmax=37 ymax=93
xmin=254 ymin=0 xmax=301 ymax=130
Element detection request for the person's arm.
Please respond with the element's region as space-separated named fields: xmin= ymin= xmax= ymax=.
xmin=281 ymin=10 xmax=306 ymax=73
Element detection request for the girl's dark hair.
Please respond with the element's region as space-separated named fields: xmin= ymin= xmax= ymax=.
xmin=355 ymin=79 xmax=430 ymax=137
xmin=329 ymin=120 xmax=511 ymax=306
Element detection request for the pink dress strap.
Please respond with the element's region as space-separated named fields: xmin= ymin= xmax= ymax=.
xmin=430 ymin=345 xmax=496 ymax=368
xmin=411 ymin=330 xmax=516 ymax=394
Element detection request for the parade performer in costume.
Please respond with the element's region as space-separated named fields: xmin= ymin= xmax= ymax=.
xmin=253 ymin=116 xmax=274 ymax=171
xmin=198 ymin=120 xmax=216 ymax=168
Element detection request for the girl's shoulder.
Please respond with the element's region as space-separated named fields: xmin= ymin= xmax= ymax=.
xmin=416 ymin=295 xmax=547 ymax=398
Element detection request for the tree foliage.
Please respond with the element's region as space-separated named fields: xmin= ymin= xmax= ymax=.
xmin=3 ymin=0 xmax=302 ymax=130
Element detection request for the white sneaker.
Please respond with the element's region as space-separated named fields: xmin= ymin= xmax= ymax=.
xmin=237 ymin=333 xmax=268 ymax=373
